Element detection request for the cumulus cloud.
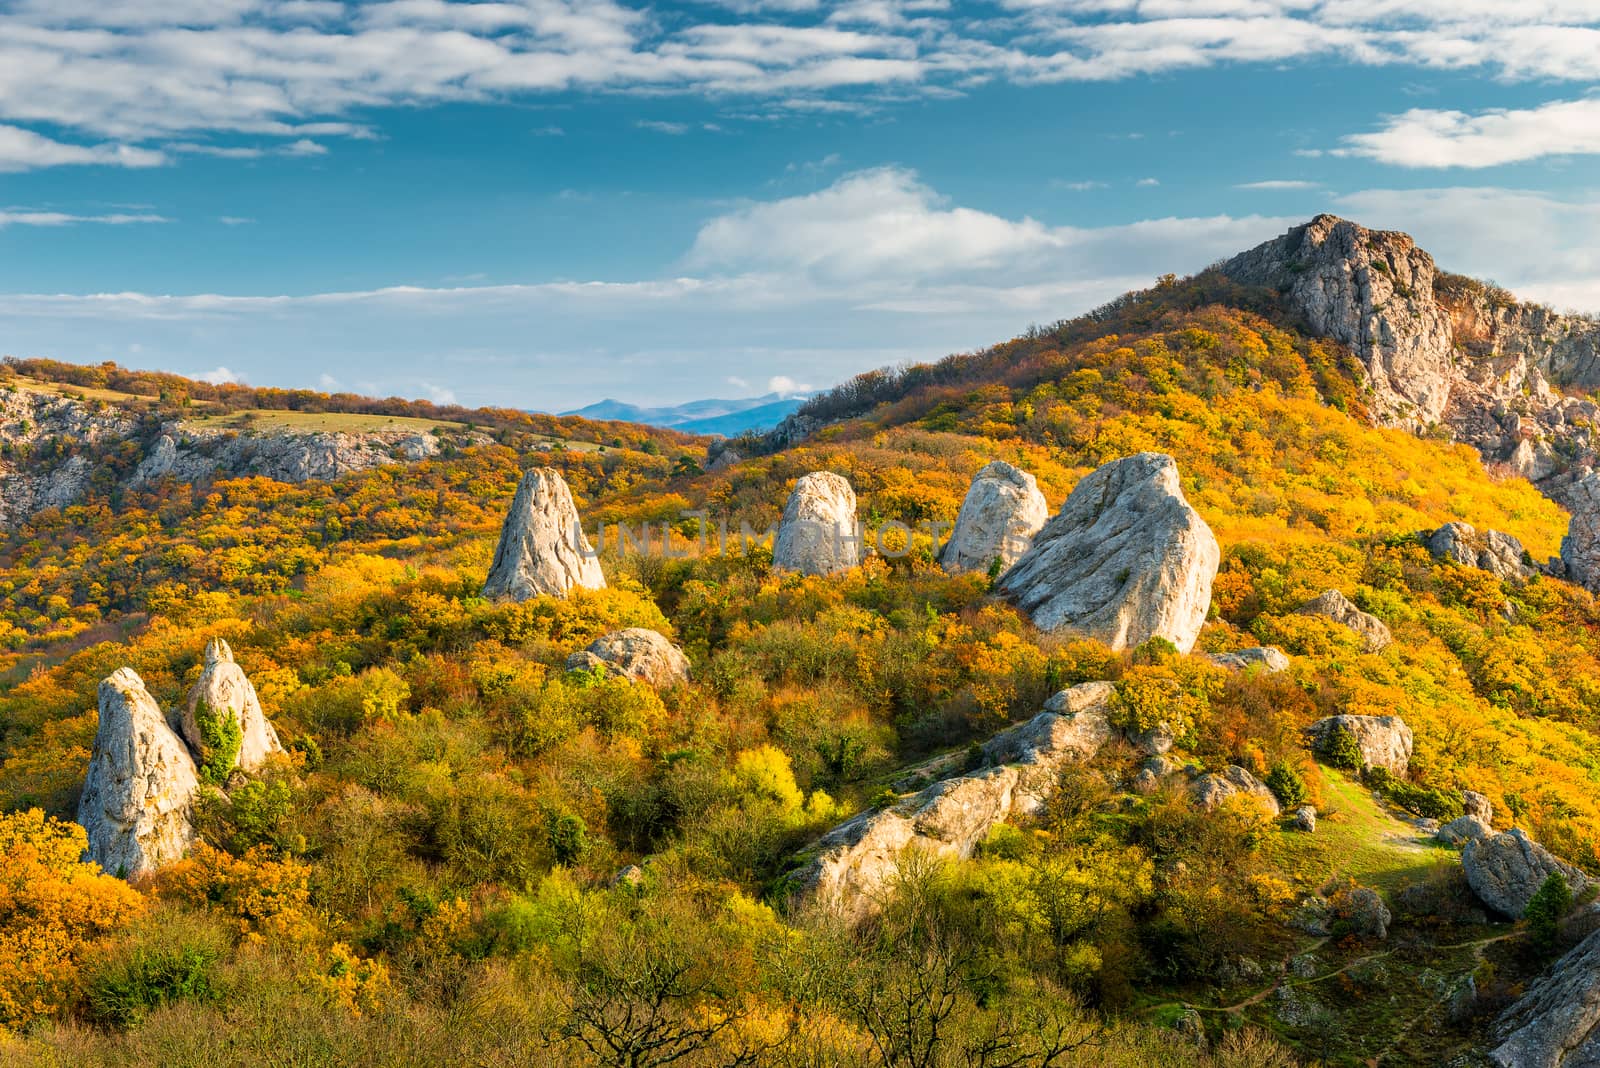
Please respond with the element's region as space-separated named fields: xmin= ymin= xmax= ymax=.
xmin=1334 ymin=98 xmax=1600 ymax=168
xmin=196 ymin=366 xmax=241 ymax=384
xmin=0 ymin=125 xmax=167 ymax=172
xmin=769 ymin=375 xmax=813 ymax=394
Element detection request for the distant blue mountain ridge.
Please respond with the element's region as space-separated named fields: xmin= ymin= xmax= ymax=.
xmin=560 ymin=391 xmax=813 ymax=436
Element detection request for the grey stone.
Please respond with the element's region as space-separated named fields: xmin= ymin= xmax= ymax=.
xmin=995 ymin=453 xmax=1218 ymax=654
xmin=1428 ymin=522 xmax=1534 ymax=582
xmin=938 ymin=460 xmax=1049 ymax=574
xmin=772 ymin=472 xmax=860 ymax=577
xmin=1298 ymin=590 xmax=1392 ymax=652
xmin=482 ymin=467 xmax=606 ymax=601
xmin=1464 ymin=828 xmax=1591 ymax=919
xmin=179 ymin=638 xmax=284 ymax=774
xmin=1292 ymin=806 xmax=1317 ymax=832
xmin=1306 ymin=714 xmax=1413 ymax=775
xmin=567 ymin=628 xmax=691 ymax=687
xmin=1189 ymin=764 xmax=1281 ymax=817
xmin=1206 ymin=646 xmax=1291 ymax=673
xmin=1436 ymin=814 xmax=1492 ymax=847
xmin=1492 ymin=926 xmax=1600 ymax=1067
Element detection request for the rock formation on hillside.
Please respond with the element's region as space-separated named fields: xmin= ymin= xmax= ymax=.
xmin=131 ymin=427 xmax=441 ymax=488
xmin=1206 ymin=646 xmax=1290 ymax=673
xmin=566 ymin=628 xmax=691 ymax=687
xmin=179 ymin=638 xmax=284 ymax=774
xmin=795 ymin=682 xmax=1115 ymax=915
xmin=482 ymin=468 xmax=605 ymax=601
xmin=1427 ymin=523 xmax=1534 ymax=582
xmin=78 ymin=668 xmax=199 ymax=878
xmin=1491 ymin=925 xmax=1600 ymax=1067
xmin=995 ymin=453 xmax=1218 ymax=654
xmin=1306 ymin=714 xmax=1413 ymax=775
xmin=1189 ymin=765 xmax=1281 ymax=817
xmin=772 ymin=472 xmax=860 ymax=577
xmin=1463 ymin=828 xmax=1591 ymax=919
xmin=938 ymin=461 xmax=1050 ymax=574
xmin=1298 ymin=590 xmax=1392 ymax=652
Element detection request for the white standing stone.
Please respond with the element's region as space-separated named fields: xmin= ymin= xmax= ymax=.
xmin=180 ymin=638 xmax=284 ymax=774
xmin=939 ymin=461 xmax=1050 ymax=574
xmin=482 ymin=468 xmax=606 ymax=601
xmin=78 ymin=668 xmax=199 ymax=879
xmin=772 ymin=472 xmax=860 ymax=577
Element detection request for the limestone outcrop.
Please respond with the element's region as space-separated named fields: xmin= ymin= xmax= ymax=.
xmin=1306 ymin=714 xmax=1413 ymax=775
xmin=1463 ymin=828 xmax=1591 ymax=919
xmin=1188 ymin=765 xmax=1281 ymax=817
xmin=794 ymin=682 xmax=1115 ymax=915
xmin=1491 ymin=926 xmax=1600 ymax=1067
xmin=1298 ymin=590 xmax=1392 ymax=652
xmin=78 ymin=668 xmax=199 ymax=878
xmin=566 ymin=628 xmax=691 ymax=687
xmin=1427 ymin=523 xmax=1534 ymax=582
xmin=482 ymin=468 xmax=606 ymax=601
xmin=179 ymin=638 xmax=284 ymax=775
xmin=938 ymin=461 xmax=1049 ymax=574
xmin=995 ymin=453 xmax=1218 ymax=654
xmin=772 ymin=472 xmax=860 ymax=577
xmin=1207 ymin=646 xmax=1290 ymax=673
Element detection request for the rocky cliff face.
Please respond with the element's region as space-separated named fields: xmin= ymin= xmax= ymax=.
xmin=179 ymin=637 xmax=285 ymax=775
xmin=482 ymin=467 xmax=606 ymax=601
xmin=995 ymin=452 xmax=1218 ymax=653
xmin=1221 ymin=216 xmax=1600 ymax=586
xmin=78 ymin=668 xmax=199 ymax=878
xmin=1491 ymin=923 xmax=1600 ymax=1067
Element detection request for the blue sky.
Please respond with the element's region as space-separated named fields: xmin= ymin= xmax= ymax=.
xmin=1 ymin=1 xmax=1598 ymax=411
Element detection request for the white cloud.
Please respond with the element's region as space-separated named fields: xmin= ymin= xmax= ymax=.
xmin=1052 ymin=179 xmax=1107 ymax=191
xmin=0 ymin=210 xmax=169 ymax=227
xmin=0 ymin=125 xmax=166 ymax=172
xmin=1136 ymin=177 xmax=1160 ymax=187
xmin=1237 ymin=179 xmax=1320 ymax=189
xmin=769 ymin=374 xmax=813 ymax=394
xmin=636 ymin=120 xmax=690 ymax=134
xmin=1334 ymin=98 xmax=1600 ymax=168
xmin=196 ymin=366 xmax=241 ymax=384
xmin=219 ymin=215 xmax=254 ymax=225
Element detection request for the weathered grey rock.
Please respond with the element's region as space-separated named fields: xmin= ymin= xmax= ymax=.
xmin=78 ymin=668 xmax=199 ymax=878
xmin=1492 ymin=926 xmax=1600 ymax=1067
xmin=1428 ymin=522 xmax=1534 ymax=582
xmin=1437 ymin=815 xmax=1492 ymax=847
xmin=179 ymin=638 xmax=284 ymax=775
xmin=772 ymin=472 xmax=860 ymax=577
xmin=1306 ymin=714 xmax=1413 ymax=775
xmin=1465 ymin=790 xmax=1494 ymax=824
xmin=566 ymin=628 xmax=691 ymax=687
xmin=1562 ymin=472 xmax=1600 ymax=593
xmin=995 ymin=453 xmax=1218 ymax=654
xmin=795 ymin=690 xmax=1113 ymax=915
xmin=1206 ymin=646 xmax=1290 ymax=673
xmin=482 ymin=467 xmax=605 ymax=601
xmin=1129 ymin=722 xmax=1177 ymax=756
xmin=1298 ymin=590 xmax=1392 ymax=652
xmin=1337 ymin=885 xmax=1391 ymax=940
xmin=706 ymin=447 xmax=741 ymax=472
xmin=1188 ymin=765 xmax=1281 ymax=817
xmin=1132 ymin=755 xmax=1181 ymax=795
xmin=1292 ymin=806 xmax=1317 ymax=832
xmin=1289 ymin=898 xmax=1332 ymax=937
xmin=1464 ymin=828 xmax=1591 ymax=920
xmin=938 ymin=461 xmax=1049 ymax=574
xmin=1219 ymin=214 xmax=1455 ymax=429
xmin=1042 ymin=680 xmax=1115 ymax=715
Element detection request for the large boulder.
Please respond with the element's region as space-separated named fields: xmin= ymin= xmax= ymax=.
xmin=179 ymin=638 xmax=284 ymax=775
xmin=1464 ymin=828 xmax=1591 ymax=920
xmin=795 ymin=683 xmax=1115 ymax=916
xmin=1206 ymin=646 xmax=1290 ymax=673
xmin=1428 ymin=522 xmax=1534 ymax=582
xmin=772 ymin=472 xmax=860 ymax=577
xmin=482 ymin=467 xmax=605 ymax=602
xmin=1491 ymin=926 xmax=1600 ymax=1067
xmin=78 ymin=668 xmax=199 ymax=879
xmin=994 ymin=453 xmax=1219 ymax=654
xmin=566 ymin=628 xmax=690 ymax=687
xmin=1306 ymin=714 xmax=1413 ymax=775
xmin=1188 ymin=765 xmax=1281 ymax=817
xmin=1298 ymin=590 xmax=1392 ymax=652
xmin=1437 ymin=815 xmax=1492 ymax=847
xmin=938 ymin=461 xmax=1049 ymax=574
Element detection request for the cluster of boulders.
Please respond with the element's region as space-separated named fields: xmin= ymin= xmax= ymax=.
xmin=1427 ymin=522 xmax=1535 ymax=582
xmin=78 ymin=639 xmax=284 ymax=878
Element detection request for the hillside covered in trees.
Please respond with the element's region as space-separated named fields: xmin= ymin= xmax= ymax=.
xmin=5 ymin=219 xmax=1600 ymax=1066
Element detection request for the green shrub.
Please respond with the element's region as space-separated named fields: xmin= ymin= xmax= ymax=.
xmin=192 ymin=700 xmax=242 ymax=786
xmin=1525 ymin=872 xmax=1573 ymax=956
xmin=1324 ymin=724 xmax=1363 ymax=771
xmin=1265 ymin=761 xmax=1308 ymax=809
xmin=84 ymin=911 xmax=229 ymax=1029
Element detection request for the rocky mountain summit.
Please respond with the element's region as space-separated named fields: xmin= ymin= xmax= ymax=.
xmin=1221 ymin=215 xmax=1600 ymax=587
xmin=482 ymin=467 xmax=606 ymax=601
xmin=995 ymin=452 xmax=1218 ymax=653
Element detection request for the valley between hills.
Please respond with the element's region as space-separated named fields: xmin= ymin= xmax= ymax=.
xmin=6 ymin=216 xmax=1600 ymax=1066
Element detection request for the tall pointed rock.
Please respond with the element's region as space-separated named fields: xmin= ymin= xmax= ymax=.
xmin=78 ymin=668 xmax=198 ymax=878
xmin=180 ymin=638 xmax=285 ymax=775
xmin=939 ymin=460 xmax=1049 ymax=574
xmin=772 ymin=472 xmax=859 ymax=577
xmin=482 ymin=468 xmax=606 ymax=601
